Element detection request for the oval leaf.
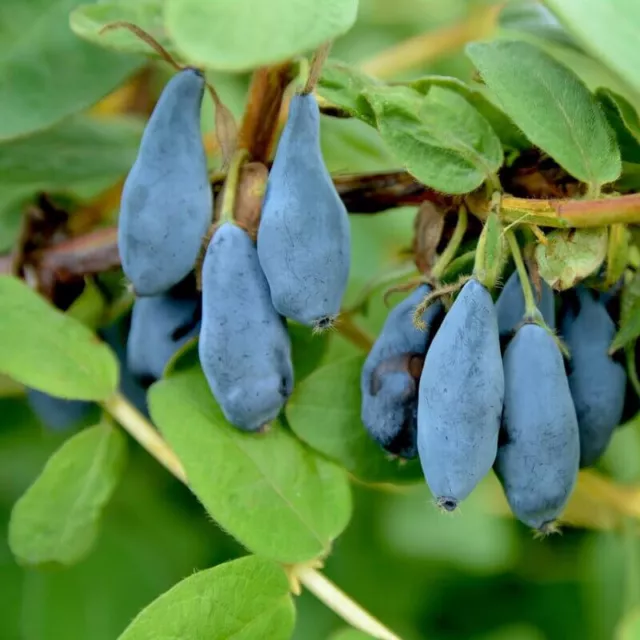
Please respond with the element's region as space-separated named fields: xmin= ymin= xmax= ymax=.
xmin=467 ymin=40 xmax=621 ymax=189
xmin=118 ymin=556 xmax=294 ymax=640
xmin=287 ymin=356 xmax=423 ymax=483
xmin=0 ymin=115 xmax=143 ymax=188
xmin=408 ymin=74 xmax=529 ymax=150
xmin=70 ymin=0 xmax=175 ymax=58
xmin=535 ymin=228 xmax=608 ymax=291
xmin=148 ymin=368 xmax=352 ymax=563
xmin=362 ymin=85 xmax=503 ymax=194
xmin=0 ymin=276 xmax=119 ymax=399
xmin=165 ymin=0 xmax=359 ymax=71
xmin=544 ymin=0 xmax=640 ymax=94
xmin=0 ymin=0 xmax=140 ymax=141
xmin=8 ymin=421 xmax=127 ymax=566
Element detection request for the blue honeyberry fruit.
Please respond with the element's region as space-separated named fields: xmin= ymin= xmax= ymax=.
xmin=257 ymin=93 xmax=350 ymax=328
xmin=118 ymin=68 xmax=211 ymax=297
xmin=561 ymin=287 xmax=627 ymax=468
xmin=417 ymin=278 xmax=504 ymax=510
xmin=25 ymin=389 xmax=96 ymax=431
xmin=495 ymin=269 xmax=555 ymax=340
xmin=127 ymin=288 xmax=201 ymax=383
xmin=496 ymin=322 xmax=580 ymax=531
xmin=199 ymin=222 xmax=294 ymax=431
xmin=361 ymin=284 xmax=443 ymax=459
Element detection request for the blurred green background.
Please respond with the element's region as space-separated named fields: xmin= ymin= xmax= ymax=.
xmin=3 ymin=0 xmax=640 ymax=638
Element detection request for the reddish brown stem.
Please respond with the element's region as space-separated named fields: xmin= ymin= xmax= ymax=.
xmin=238 ymin=63 xmax=295 ymax=163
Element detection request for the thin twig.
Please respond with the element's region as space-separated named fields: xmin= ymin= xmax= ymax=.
xmin=101 ymin=391 xmax=403 ymax=640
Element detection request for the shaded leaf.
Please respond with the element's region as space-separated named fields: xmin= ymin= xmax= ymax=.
xmin=118 ymin=556 xmax=295 ymax=640
xmin=362 ymin=85 xmax=503 ymax=194
xmin=610 ymin=271 xmax=640 ymax=353
xmin=0 ymin=114 xmax=143 ymax=188
xmin=9 ymin=421 xmax=127 ymax=566
xmin=467 ymin=40 xmax=621 ymax=189
xmin=70 ymin=0 xmax=175 ymax=57
xmin=0 ymin=0 xmax=140 ymax=141
xmin=535 ymin=228 xmax=608 ymax=291
xmin=287 ymin=356 xmax=423 ymax=483
xmin=597 ymin=88 xmax=640 ymax=164
xmin=0 ymin=276 xmax=119 ymax=400
xmin=148 ymin=368 xmax=352 ymax=563
xmin=498 ymin=0 xmax=581 ymax=50
xmin=544 ymin=0 xmax=640 ymax=94
xmin=409 ymin=75 xmax=528 ymax=150
xmin=289 ymin=322 xmax=330 ymax=382
xmin=316 ymin=62 xmax=378 ymax=126
xmin=165 ymin=0 xmax=358 ymax=71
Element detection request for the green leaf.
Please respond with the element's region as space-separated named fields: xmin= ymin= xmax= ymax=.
xmin=498 ymin=0 xmax=581 ymax=50
xmin=8 ymin=421 xmax=127 ymax=566
xmin=362 ymin=85 xmax=503 ymax=194
xmin=617 ymin=606 xmax=640 ymax=640
xmin=329 ymin=629 xmax=375 ymax=640
xmin=0 ymin=276 xmax=119 ymax=400
xmin=544 ymin=0 xmax=640 ymax=94
xmin=70 ymin=0 xmax=174 ymax=57
xmin=408 ymin=75 xmax=529 ymax=150
xmin=287 ymin=356 xmax=423 ymax=483
xmin=610 ymin=272 xmax=640 ymax=353
xmin=118 ymin=556 xmax=295 ymax=640
xmin=535 ymin=228 xmax=608 ymax=291
xmin=316 ymin=62 xmax=378 ymax=126
xmin=0 ymin=114 xmax=143 ymax=188
xmin=149 ymin=368 xmax=352 ymax=563
xmin=165 ymin=0 xmax=359 ymax=71
xmin=467 ymin=40 xmax=621 ymax=189
xmin=289 ymin=322 xmax=330 ymax=382
xmin=0 ymin=0 xmax=140 ymax=141
xmin=597 ymin=88 xmax=640 ymax=163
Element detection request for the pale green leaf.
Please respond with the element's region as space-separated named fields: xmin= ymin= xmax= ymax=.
xmin=544 ymin=0 xmax=640 ymax=94
xmin=289 ymin=322 xmax=330 ymax=382
xmin=148 ymin=368 xmax=352 ymax=563
xmin=0 ymin=0 xmax=140 ymax=141
xmin=467 ymin=40 xmax=621 ymax=189
xmin=165 ymin=0 xmax=359 ymax=71
xmin=535 ymin=228 xmax=608 ymax=291
xmin=287 ymin=356 xmax=422 ymax=483
xmin=70 ymin=0 xmax=175 ymax=57
xmin=0 ymin=275 xmax=119 ymax=400
xmin=617 ymin=606 xmax=640 ymax=640
xmin=316 ymin=62 xmax=378 ymax=126
xmin=118 ymin=556 xmax=295 ymax=640
xmin=330 ymin=629 xmax=375 ymax=640
xmin=362 ymin=84 xmax=503 ymax=194
xmin=9 ymin=421 xmax=127 ymax=566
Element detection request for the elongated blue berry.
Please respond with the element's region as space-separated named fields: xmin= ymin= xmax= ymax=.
xmin=361 ymin=285 xmax=442 ymax=458
xmin=199 ymin=223 xmax=294 ymax=431
xmin=417 ymin=278 xmax=504 ymax=510
xmin=257 ymin=93 xmax=350 ymax=328
xmin=118 ymin=68 xmax=211 ymax=296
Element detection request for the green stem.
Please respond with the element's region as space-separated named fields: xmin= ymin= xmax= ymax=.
xmin=505 ymin=229 xmax=537 ymax=318
xmin=432 ymin=205 xmax=468 ymax=281
xmin=102 ymin=392 xmax=402 ymax=640
xmin=219 ymin=149 xmax=250 ymax=224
